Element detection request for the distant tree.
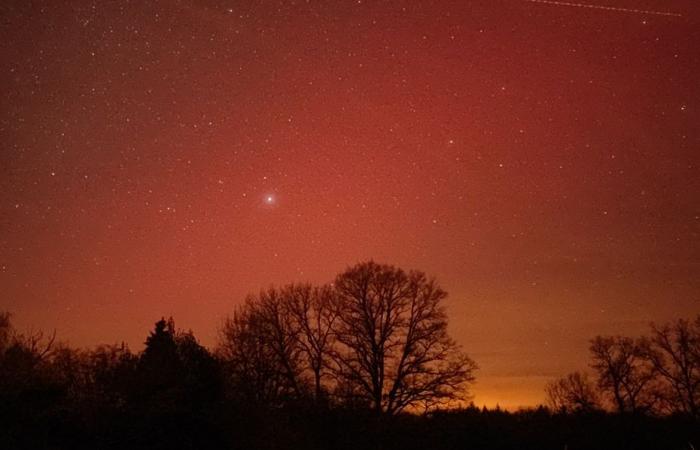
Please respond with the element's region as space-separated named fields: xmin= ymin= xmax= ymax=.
xmin=545 ymin=371 xmax=601 ymax=413
xmin=589 ymin=336 xmax=658 ymax=414
xmin=332 ymin=261 xmax=477 ymax=414
xmin=642 ymin=316 xmax=700 ymax=418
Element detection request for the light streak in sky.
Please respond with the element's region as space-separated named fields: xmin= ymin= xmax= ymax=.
xmin=523 ymin=0 xmax=682 ymax=17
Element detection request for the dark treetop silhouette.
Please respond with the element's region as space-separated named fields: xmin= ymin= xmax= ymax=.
xmin=546 ymin=316 xmax=700 ymax=421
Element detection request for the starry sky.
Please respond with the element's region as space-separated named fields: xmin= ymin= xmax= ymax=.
xmin=1 ymin=0 xmax=699 ymax=408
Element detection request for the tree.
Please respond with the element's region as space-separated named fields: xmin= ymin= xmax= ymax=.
xmin=283 ymin=283 xmax=339 ymax=404
xmin=545 ymin=371 xmax=601 ymax=413
xmin=643 ymin=316 xmax=700 ymax=418
xmin=136 ymin=318 xmax=221 ymax=411
xmin=175 ymin=330 xmax=223 ymax=406
xmin=218 ymin=294 xmax=303 ymax=407
xmin=142 ymin=317 xmax=178 ymax=370
xmin=332 ymin=261 xmax=476 ymax=414
xmin=83 ymin=343 xmax=137 ymax=410
xmin=0 ymin=313 xmax=62 ymax=417
xmin=589 ymin=336 xmax=657 ymax=414
xmin=219 ymin=284 xmax=340 ymax=408
xmin=137 ymin=317 xmax=180 ymax=403
xmin=0 ymin=311 xmax=57 ymax=389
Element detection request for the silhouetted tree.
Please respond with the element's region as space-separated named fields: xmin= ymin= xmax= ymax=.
xmin=142 ymin=317 xmax=178 ymax=370
xmin=642 ymin=316 xmax=700 ymax=418
xmin=0 ymin=312 xmax=57 ymax=393
xmin=284 ymin=283 xmax=339 ymax=405
xmin=218 ymin=263 xmax=477 ymax=414
xmin=135 ymin=317 xmax=221 ymax=413
xmin=49 ymin=344 xmax=90 ymax=407
xmin=0 ymin=312 xmax=65 ymax=433
xmin=83 ymin=343 xmax=137 ymax=410
xmin=136 ymin=318 xmax=180 ymax=405
xmin=545 ymin=371 xmax=601 ymax=413
xmin=218 ymin=296 xmax=302 ymax=407
xmin=589 ymin=336 xmax=657 ymax=414
xmin=332 ymin=261 xmax=476 ymax=414
xmin=175 ymin=330 xmax=223 ymax=406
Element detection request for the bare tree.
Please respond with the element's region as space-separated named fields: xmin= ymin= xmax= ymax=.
xmin=283 ymin=283 xmax=339 ymax=404
xmin=254 ymin=288 xmax=305 ymax=397
xmin=643 ymin=316 xmax=700 ymax=418
xmin=26 ymin=329 xmax=57 ymax=360
xmin=545 ymin=371 xmax=601 ymax=413
xmin=332 ymin=261 xmax=476 ymax=414
xmin=0 ymin=314 xmax=60 ymax=407
xmin=589 ymin=336 xmax=657 ymax=414
xmin=218 ymin=289 xmax=305 ymax=406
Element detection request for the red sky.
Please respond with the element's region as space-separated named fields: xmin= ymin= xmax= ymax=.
xmin=1 ymin=0 xmax=698 ymax=408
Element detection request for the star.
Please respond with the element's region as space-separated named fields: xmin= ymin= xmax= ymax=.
xmin=264 ymin=194 xmax=276 ymax=206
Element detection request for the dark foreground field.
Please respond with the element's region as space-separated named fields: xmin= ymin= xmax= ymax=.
xmin=2 ymin=403 xmax=698 ymax=450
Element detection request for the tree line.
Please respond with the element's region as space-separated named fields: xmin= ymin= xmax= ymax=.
xmin=0 ymin=261 xmax=475 ymax=416
xmin=546 ymin=316 xmax=700 ymax=419
xmin=0 ymin=260 xmax=698 ymax=449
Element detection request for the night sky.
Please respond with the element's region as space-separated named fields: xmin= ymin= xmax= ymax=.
xmin=1 ymin=0 xmax=698 ymax=408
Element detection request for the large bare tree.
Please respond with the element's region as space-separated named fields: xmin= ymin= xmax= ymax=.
xmin=332 ymin=261 xmax=476 ymax=414
xmin=589 ymin=336 xmax=657 ymax=414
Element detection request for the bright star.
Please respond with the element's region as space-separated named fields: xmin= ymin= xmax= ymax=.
xmin=264 ymin=194 xmax=277 ymax=206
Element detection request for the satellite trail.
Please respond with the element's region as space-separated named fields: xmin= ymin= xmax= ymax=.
xmin=524 ymin=0 xmax=682 ymax=17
